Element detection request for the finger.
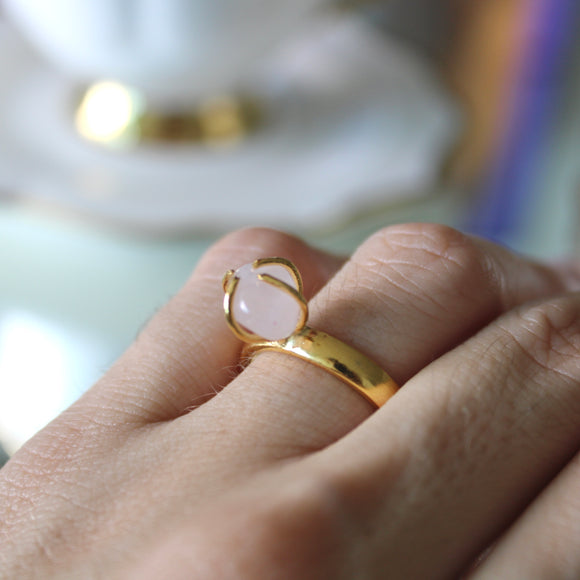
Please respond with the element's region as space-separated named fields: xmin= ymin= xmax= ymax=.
xmin=195 ymin=224 xmax=569 ymax=458
xmin=470 ymin=450 xmax=580 ymax=579
xmin=76 ymin=228 xmax=344 ymax=424
xmin=316 ymin=291 xmax=580 ymax=579
xmin=0 ymin=230 xmax=344 ymax=565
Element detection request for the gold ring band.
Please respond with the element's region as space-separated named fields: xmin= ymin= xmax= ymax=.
xmin=223 ymin=257 xmax=399 ymax=409
xmin=243 ymin=326 xmax=398 ymax=408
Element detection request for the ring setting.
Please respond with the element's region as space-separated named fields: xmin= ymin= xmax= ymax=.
xmin=223 ymin=258 xmax=399 ymax=408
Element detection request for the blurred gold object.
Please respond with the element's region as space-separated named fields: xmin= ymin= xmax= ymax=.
xmin=75 ymin=81 xmax=262 ymax=148
xmin=443 ymin=0 xmax=527 ymax=184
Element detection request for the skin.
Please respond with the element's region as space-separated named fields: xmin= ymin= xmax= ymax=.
xmin=1 ymin=223 xmax=580 ymax=579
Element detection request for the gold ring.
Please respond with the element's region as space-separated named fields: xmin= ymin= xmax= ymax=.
xmin=223 ymin=258 xmax=399 ymax=408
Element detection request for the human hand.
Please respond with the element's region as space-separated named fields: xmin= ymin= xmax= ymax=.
xmin=2 ymin=224 xmax=580 ymax=579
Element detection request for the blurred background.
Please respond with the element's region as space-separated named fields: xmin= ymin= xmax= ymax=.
xmin=2 ymin=0 xmax=580 ymax=462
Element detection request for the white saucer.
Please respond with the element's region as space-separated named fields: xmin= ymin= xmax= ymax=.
xmin=0 ymin=15 xmax=460 ymax=235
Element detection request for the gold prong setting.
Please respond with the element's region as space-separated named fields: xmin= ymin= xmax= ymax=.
xmin=222 ymin=269 xmax=235 ymax=292
xmin=223 ymin=258 xmax=308 ymax=343
xmin=222 ymin=257 xmax=400 ymax=408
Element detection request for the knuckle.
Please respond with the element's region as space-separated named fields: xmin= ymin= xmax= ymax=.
xmin=209 ymin=227 xmax=302 ymax=261
xmin=506 ymin=296 xmax=580 ymax=373
xmin=356 ymin=223 xmax=486 ymax=300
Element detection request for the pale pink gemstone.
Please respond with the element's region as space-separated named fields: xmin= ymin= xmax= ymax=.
xmin=232 ymin=262 xmax=302 ymax=341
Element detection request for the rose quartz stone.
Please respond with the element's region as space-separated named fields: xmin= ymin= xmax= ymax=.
xmin=232 ymin=262 xmax=302 ymax=341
